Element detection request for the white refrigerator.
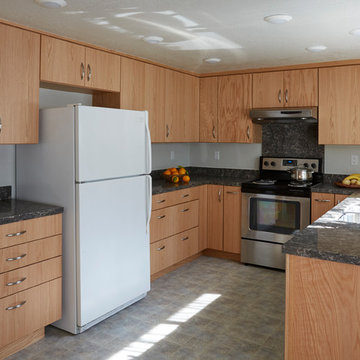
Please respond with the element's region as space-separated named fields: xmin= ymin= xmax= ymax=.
xmin=16 ymin=105 xmax=152 ymax=334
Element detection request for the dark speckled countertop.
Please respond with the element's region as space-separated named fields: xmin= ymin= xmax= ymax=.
xmin=283 ymin=192 xmax=360 ymax=265
xmin=310 ymin=183 xmax=354 ymax=195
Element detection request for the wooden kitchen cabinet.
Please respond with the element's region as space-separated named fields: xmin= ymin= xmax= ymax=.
xmin=335 ymin=194 xmax=349 ymax=205
xmin=311 ymin=192 xmax=335 ymax=223
xmin=41 ymin=35 xmax=120 ymax=92
xmin=0 ymin=24 xmax=40 ymax=144
xmin=207 ymin=185 xmax=224 ymax=251
xmin=253 ymin=69 xmax=318 ymax=108
xmin=198 ymin=185 xmax=208 ymax=251
xmin=319 ymin=65 xmax=360 ymax=144
xmin=218 ymin=74 xmax=260 ymax=143
xmin=120 ymin=58 xmax=166 ymax=142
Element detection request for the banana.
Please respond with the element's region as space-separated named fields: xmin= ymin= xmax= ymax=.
xmin=343 ymin=174 xmax=360 ymax=181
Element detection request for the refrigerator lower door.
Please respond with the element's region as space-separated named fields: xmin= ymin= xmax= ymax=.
xmin=76 ymin=176 xmax=150 ymax=328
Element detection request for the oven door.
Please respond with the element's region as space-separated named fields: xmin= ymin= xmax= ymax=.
xmin=241 ymin=192 xmax=310 ymax=244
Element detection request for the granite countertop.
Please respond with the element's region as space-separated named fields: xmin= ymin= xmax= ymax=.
xmin=283 ymin=192 xmax=360 ymax=265
xmin=310 ymin=182 xmax=355 ymax=195
xmin=0 ymin=199 xmax=64 ymax=225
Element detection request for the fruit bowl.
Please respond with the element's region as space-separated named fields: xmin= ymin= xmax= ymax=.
xmin=335 ymin=181 xmax=360 ymax=189
xmin=162 ymin=167 xmax=190 ymax=184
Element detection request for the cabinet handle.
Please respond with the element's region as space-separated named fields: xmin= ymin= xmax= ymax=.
xmin=181 ymin=236 xmax=189 ymax=241
xmin=285 ymin=89 xmax=289 ymax=103
xmin=6 ymin=254 xmax=27 ymax=262
xmin=180 ymin=208 xmax=190 ymax=212
xmin=157 ymin=199 xmax=166 ymax=203
xmin=226 ymin=191 xmax=239 ymax=194
xmin=7 ymin=277 xmax=27 ymax=287
xmin=166 ymin=124 xmax=170 ymax=138
xmin=314 ymin=199 xmax=331 ymax=203
xmin=0 ymin=117 xmax=2 ymax=133
xmin=246 ymin=126 xmax=250 ymax=140
xmin=80 ymin=62 xmax=85 ymax=80
xmin=182 ymin=194 xmax=190 ymax=198
xmin=218 ymin=190 xmax=222 ymax=202
xmin=87 ymin=64 xmax=92 ymax=81
xmin=157 ymin=215 xmax=166 ymax=219
xmin=278 ymin=89 xmax=282 ymax=103
xmin=6 ymin=230 xmax=26 ymax=238
xmin=157 ymin=245 xmax=165 ymax=251
xmin=6 ymin=301 xmax=26 ymax=311
xmin=212 ymin=126 xmax=216 ymax=139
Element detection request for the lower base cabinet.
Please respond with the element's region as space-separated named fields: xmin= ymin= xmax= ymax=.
xmin=311 ymin=192 xmax=349 ymax=223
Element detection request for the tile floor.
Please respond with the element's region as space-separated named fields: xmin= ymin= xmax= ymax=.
xmin=8 ymin=256 xmax=285 ymax=360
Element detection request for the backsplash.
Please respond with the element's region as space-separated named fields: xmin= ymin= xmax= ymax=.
xmin=0 ymin=186 xmax=11 ymax=200
xmin=262 ymin=123 xmax=324 ymax=159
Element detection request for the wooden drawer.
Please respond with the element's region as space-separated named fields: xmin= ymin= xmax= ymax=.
xmin=150 ymin=200 xmax=199 ymax=243
xmin=150 ymin=237 xmax=176 ymax=275
xmin=0 ymin=257 xmax=62 ymax=298
xmin=174 ymin=227 xmax=199 ymax=263
xmin=0 ymin=278 xmax=61 ymax=348
xmin=152 ymin=187 xmax=200 ymax=211
xmin=0 ymin=214 xmax=62 ymax=249
xmin=311 ymin=193 xmax=335 ymax=223
xmin=0 ymin=235 xmax=62 ymax=273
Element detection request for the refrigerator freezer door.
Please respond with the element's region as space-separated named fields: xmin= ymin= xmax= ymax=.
xmin=76 ymin=176 xmax=150 ymax=327
xmin=76 ymin=106 xmax=150 ymax=182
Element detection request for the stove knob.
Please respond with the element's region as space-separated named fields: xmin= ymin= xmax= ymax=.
xmin=264 ymin=161 xmax=269 ymax=167
xmin=311 ymin=163 xmax=317 ymax=169
xmin=303 ymin=163 xmax=309 ymax=168
xmin=271 ymin=161 xmax=276 ymax=167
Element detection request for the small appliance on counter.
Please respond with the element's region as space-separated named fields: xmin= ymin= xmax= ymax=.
xmin=241 ymin=156 xmax=322 ymax=270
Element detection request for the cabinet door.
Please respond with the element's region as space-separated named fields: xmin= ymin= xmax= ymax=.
xmin=218 ymin=74 xmax=252 ymax=143
xmin=183 ymin=74 xmax=199 ymax=142
xmin=319 ymin=66 xmax=360 ymax=144
xmin=207 ymin=185 xmax=224 ymax=250
xmin=223 ymin=186 xmax=241 ymax=254
xmin=0 ymin=25 xmax=40 ymax=144
xmin=199 ymin=77 xmax=218 ymax=142
xmin=41 ymin=35 xmax=85 ymax=87
xmin=311 ymin=193 xmax=335 ymax=223
xmin=253 ymin=71 xmax=283 ymax=108
xmin=335 ymin=194 xmax=349 ymax=205
xmin=283 ymin=69 xmax=318 ymax=107
xmin=198 ymin=185 xmax=208 ymax=252
xmin=85 ymin=48 xmax=120 ymax=92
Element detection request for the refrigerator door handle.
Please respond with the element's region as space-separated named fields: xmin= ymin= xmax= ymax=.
xmin=145 ymin=111 xmax=152 ymax=174
xmin=146 ymin=175 xmax=152 ymax=234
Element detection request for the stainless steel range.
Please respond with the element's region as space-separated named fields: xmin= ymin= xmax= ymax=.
xmin=241 ymin=157 xmax=322 ymax=270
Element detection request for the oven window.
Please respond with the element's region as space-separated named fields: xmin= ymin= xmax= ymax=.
xmin=249 ymin=198 xmax=300 ymax=234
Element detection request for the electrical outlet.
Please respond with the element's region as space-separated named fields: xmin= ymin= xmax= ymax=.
xmin=214 ymin=151 xmax=220 ymax=160
xmin=351 ymin=154 xmax=359 ymax=166
xmin=170 ymin=151 xmax=175 ymax=160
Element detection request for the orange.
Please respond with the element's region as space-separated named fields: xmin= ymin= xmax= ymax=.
xmin=179 ymin=168 xmax=186 ymax=175
xmin=163 ymin=170 xmax=171 ymax=176
xmin=182 ymin=175 xmax=190 ymax=183
xmin=170 ymin=168 xmax=177 ymax=172
xmin=171 ymin=175 xmax=179 ymax=183
xmin=171 ymin=170 xmax=179 ymax=175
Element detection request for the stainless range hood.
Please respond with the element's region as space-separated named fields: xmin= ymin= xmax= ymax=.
xmin=250 ymin=107 xmax=318 ymax=124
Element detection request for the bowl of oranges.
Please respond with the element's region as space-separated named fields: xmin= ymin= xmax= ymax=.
xmin=163 ymin=166 xmax=190 ymax=184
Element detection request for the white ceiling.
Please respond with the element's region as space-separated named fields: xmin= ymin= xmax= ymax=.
xmin=2 ymin=0 xmax=360 ymax=73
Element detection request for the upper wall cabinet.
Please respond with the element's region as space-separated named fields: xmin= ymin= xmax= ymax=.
xmin=120 ymin=57 xmax=165 ymax=142
xmin=0 ymin=24 xmax=40 ymax=144
xmin=218 ymin=74 xmax=261 ymax=143
xmin=41 ymin=36 xmax=120 ymax=92
xmin=253 ymin=69 xmax=318 ymax=108
xmin=319 ymin=65 xmax=360 ymax=144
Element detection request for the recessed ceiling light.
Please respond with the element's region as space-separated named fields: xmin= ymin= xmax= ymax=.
xmin=349 ymin=28 xmax=360 ymax=36
xmin=264 ymin=14 xmax=292 ymax=24
xmin=35 ymin=0 xmax=67 ymax=8
xmin=306 ymin=45 xmax=327 ymax=53
xmin=143 ymin=36 xmax=164 ymax=44
xmin=204 ymin=58 xmax=221 ymax=64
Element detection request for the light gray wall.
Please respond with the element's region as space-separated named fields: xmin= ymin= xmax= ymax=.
xmin=324 ymin=145 xmax=360 ymax=174
xmin=0 ymin=146 xmax=15 ymax=189
xmin=39 ymin=88 xmax=93 ymax=109
xmin=152 ymin=143 xmax=191 ymax=170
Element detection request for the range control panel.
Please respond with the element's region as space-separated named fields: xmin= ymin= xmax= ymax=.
xmin=261 ymin=157 xmax=321 ymax=172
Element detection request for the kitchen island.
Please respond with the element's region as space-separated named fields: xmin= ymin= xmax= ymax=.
xmin=283 ymin=192 xmax=360 ymax=360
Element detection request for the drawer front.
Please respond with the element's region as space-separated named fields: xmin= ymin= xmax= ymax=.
xmin=0 ymin=278 xmax=61 ymax=347
xmin=152 ymin=187 xmax=200 ymax=210
xmin=175 ymin=227 xmax=199 ymax=263
xmin=0 ymin=256 xmax=62 ymax=298
xmin=150 ymin=237 xmax=176 ymax=275
xmin=0 ymin=214 xmax=62 ymax=249
xmin=0 ymin=235 xmax=62 ymax=273
xmin=150 ymin=200 xmax=199 ymax=243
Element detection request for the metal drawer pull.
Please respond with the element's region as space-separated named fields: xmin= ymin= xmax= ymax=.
xmin=157 ymin=215 xmax=166 ymax=219
xmin=6 ymin=301 xmax=26 ymax=311
xmin=218 ymin=190 xmax=221 ymax=202
xmin=166 ymin=124 xmax=170 ymax=138
xmin=157 ymin=199 xmax=166 ymax=203
xmin=181 ymin=236 xmax=189 ymax=241
xmin=157 ymin=245 xmax=165 ymax=251
xmin=80 ymin=62 xmax=85 ymax=80
xmin=0 ymin=117 xmax=2 ymax=133
xmin=6 ymin=230 xmax=26 ymax=238
xmin=315 ymin=199 xmax=331 ymax=203
xmin=182 ymin=194 xmax=190 ymax=198
xmin=226 ymin=191 xmax=239 ymax=194
xmin=87 ymin=64 xmax=92 ymax=81
xmin=7 ymin=278 xmax=27 ymax=286
xmin=246 ymin=126 xmax=250 ymax=139
xmin=285 ymin=89 xmax=289 ymax=103
xmin=6 ymin=254 xmax=26 ymax=262
xmin=212 ymin=126 xmax=216 ymax=139
xmin=278 ymin=89 xmax=282 ymax=103
xmin=180 ymin=208 xmax=190 ymax=212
